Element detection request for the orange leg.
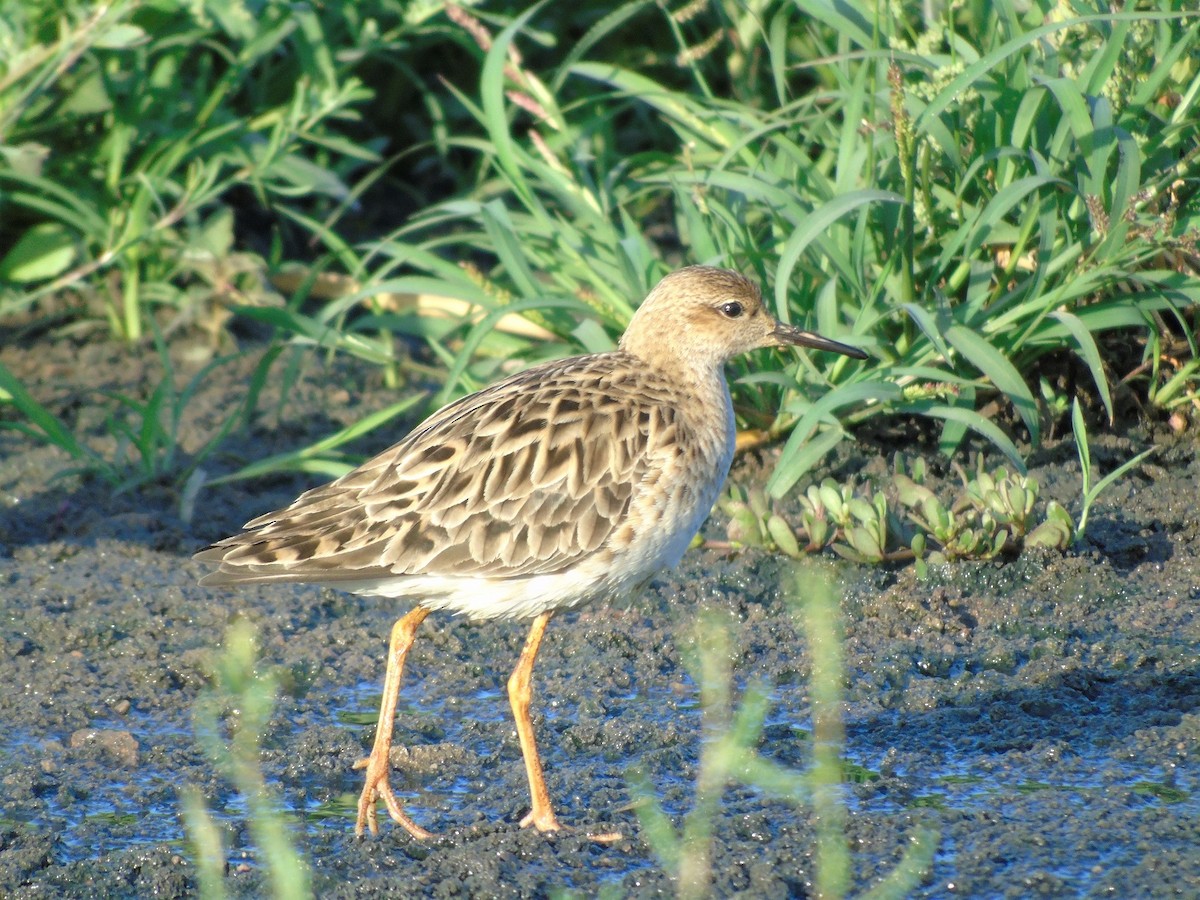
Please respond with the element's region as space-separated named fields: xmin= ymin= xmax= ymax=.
xmin=354 ymin=606 xmax=432 ymax=838
xmin=506 ymin=612 xmax=622 ymax=842
xmin=508 ymin=611 xmax=562 ymax=832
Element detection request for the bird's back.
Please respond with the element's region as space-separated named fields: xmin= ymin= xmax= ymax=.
xmin=195 ymin=350 xmax=735 ymax=617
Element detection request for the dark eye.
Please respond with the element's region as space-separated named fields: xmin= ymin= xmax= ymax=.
xmin=719 ymin=301 xmax=744 ymax=318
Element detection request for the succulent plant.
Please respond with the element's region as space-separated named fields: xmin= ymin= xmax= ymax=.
xmin=720 ymin=485 xmax=805 ymax=558
xmin=1024 ymin=500 xmax=1074 ymax=550
xmin=960 ymin=463 xmax=1040 ymax=538
xmin=718 ymin=452 xmax=1078 ymax=569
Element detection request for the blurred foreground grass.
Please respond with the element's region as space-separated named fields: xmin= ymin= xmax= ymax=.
xmin=632 ymin=564 xmax=937 ymax=898
xmin=184 ymin=618 xmax=311 ymax=900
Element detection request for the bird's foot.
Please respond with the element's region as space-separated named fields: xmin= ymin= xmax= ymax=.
xmin=519 ymin=808 xmax=621 ymax=844
xmin=518 ymin=806 xmax=562 ymax=833
xmin=353 ymin=754 xmax=435 ymax=840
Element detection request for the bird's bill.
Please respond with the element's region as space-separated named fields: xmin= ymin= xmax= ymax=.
xmin=773 ymin=321 xmax=868 ymax=359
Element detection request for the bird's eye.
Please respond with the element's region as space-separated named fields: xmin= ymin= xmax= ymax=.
xmin=719 ymin=301 xmax=744 ymax=318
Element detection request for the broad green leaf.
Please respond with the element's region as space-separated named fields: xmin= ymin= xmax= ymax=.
xmin=93 ymin=24 xmax=147 ymax=49
xmin=0 ymin=223 xmax=76 ymax=283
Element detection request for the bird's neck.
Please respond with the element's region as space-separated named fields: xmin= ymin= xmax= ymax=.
xmin=623 ymin=344 xmax=727 ymax=396
xmin=620 ymin=322 xmax=729 ymax=386
xmin=639 ymin=353 xmax=735 ymax=462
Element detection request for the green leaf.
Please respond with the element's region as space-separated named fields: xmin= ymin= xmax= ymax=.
xmin=935 ymin=175 xmax=1064 ymax=278
xmin=0 ymin=223 xmax=76 ymax=283
xmin=766 ymin=515 xmax=802 ymax=558
xmin=230 ymin=306 xmax=395 ymax=365
xmin=944 ymin=325 xmax=1039 ymax=444
xmin=626 ymin=767 xmax=680 ymax=868
xmin=768 ymin=427 xmax=845 ymax=500
xmin=93 ymin=24 xmax=148 ymax=49
xmin=914 ymin=10 xmax=1187 ymax=132
xmin=0 ymin=360 xmax=98 ymax=469
xmin=481 ymin=200 xmax=540 ymax=297
xmin=1035 ymin=75 xmax=1097 ymax=190
xmin=1047 ymin=310 xmax=1113 ymax=423
xmin=769 ymin=381 xmax=904 ymax=498
xmin=1071 ymin=398 xmax=1092 ymax=484
xmin=435 ymin=295 xmax=599 ymax=408
xmin=196 ymin=207 xmax=235 ymax=257
xmin=897 ymin=401 xmax=1026 ymax=473
xmin=209 ymin=395 xmax=426 ymax=485
xmin=774 ymin=190 xmax=904 ymax=316
xmin=793 ymin=0 xmax=876 ymax=49
xmin=483 ymin=3 xmax=553 ymax=213
xmin=901 ymin=303 xmax=953 ymax=361
xmin=1087 ymin=445 xmax=1157 ymax=505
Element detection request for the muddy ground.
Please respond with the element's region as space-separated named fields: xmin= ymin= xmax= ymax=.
xmin=0 ymin=331 xmax=1198 ymax=898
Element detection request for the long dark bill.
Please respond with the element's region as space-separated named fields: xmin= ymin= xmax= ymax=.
xmin=773 ymin=321 xmax=868 ymax=360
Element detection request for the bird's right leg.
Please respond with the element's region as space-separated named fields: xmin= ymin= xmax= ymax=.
xmin=508 ymin=610 xmax=561 ymax=833
xmin=354 ymin=605 xmax=432 ymax=838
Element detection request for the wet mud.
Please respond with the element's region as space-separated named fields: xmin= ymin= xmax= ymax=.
xmin=1 ymin=334 xmax=1198 ymax=898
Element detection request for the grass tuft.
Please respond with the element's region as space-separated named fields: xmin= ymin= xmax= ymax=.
xmin=184 ymin=618 xmax=312 ymax=900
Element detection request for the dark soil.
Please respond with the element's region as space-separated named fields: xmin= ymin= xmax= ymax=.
xmin=1 ymin=332 xmax=1198 ymax=898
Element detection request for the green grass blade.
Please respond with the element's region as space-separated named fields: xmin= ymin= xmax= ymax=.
xmin=230 ymin=306 xmax=395 ymax=366
xmin=944 ymin=324 xmax=1039 ymax=444
xmin=767 ymin=427 xmax=846 ymax=501
xmin=435 ymin=295 xmax=598 ymax=408
xmin=935 ymin=175 xmax=1064 ymax=280
xmin=209 ymin=395 xmax=426 ymax=484
xmin=626 ymin=767 xmax=680 ymax=869
xmin=898 ymin=401 xmax=1027 ymax=472
xmin=1035 ymin=75 xmax=1099 ymax=193
xmin=859 ymin=825 xmax=940 ymax=900
xmin=0 ymin=360 xmax=99 ymax=467
xmin=915 ymin=11 xmax=1189 ymax=132
xmin=794 ymin=0 xmax=876 ymax=49
xmin=901 ymin=303 xmax=953 ymax=361
xmin=1071 ymin=398 xmax=1092 ymax=488
xmin=481 ymin=200 xmax=542 ymax=297
xmin=773 ymin=190 xmax=904 ymax=318
xmin=568 ymin=61 xmax=741 ymax=151
xmin=1047 ymin=310 xmax=1113 ymax=422
xmin=769 ymin=381 xmax=903 ymax=498
xmin=482 ymin=3 xmax=553 ymax=212
xmin=1130 ymin=22 xmax=1200 ymax=108
xmin=1088 ymin=445 xmax=1157 ymax=504
xmin=1079 ymin=20 xmax=1130 ymax=97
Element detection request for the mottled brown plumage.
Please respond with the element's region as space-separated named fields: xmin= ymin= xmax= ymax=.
xmin=196 ymin=265 xmax=866 ymax=839
xmin=197 ymin=356 xmax=712 ymax=615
